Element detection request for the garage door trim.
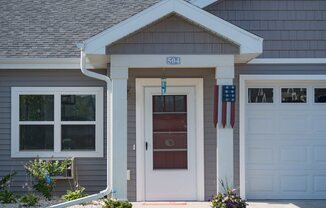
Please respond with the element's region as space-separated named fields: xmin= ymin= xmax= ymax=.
xmin=239 ymin=74 xmax=326 ymax=199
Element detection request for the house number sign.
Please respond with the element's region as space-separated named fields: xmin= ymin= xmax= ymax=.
xmin=166 ymin=56 xmax=181 ymax=65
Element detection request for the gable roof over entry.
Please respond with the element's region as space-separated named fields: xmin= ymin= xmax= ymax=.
xmin=81 ymin=0 xmax=263 ymax=62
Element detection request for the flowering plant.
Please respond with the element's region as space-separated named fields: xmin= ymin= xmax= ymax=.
xmin=210 ymin=180 xmax=247 ymax=208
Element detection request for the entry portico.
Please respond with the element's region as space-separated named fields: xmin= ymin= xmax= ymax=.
xmin=81 ymin=0 xmax=263 ymax=200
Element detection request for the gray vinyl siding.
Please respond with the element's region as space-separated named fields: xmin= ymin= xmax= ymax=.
xmin=127 ymin=68 xmax=217 ymax=201
xmin=233 ymin=64 xmax=326 ymax=189
xmin=205 ymin=0 xmax=326 ymax=58
xmin=106 ymin=15 xmax=240 ymax=55
xmin=0 ymin=69 xmax=107 ymax=195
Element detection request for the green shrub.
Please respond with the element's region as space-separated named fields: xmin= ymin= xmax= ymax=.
xmin=103 ymin=198 xmax=132 ymax=208
xmin=0 ymin=171 xmax=17 ymax=204
xmin=20 ymin=193 xmax=39 ymax=207
xmin=210 ymin=180 xmax=247 ymax=208
xmin=25 ymin=158 xmax=71 ymax=200
xmin=61 ymin=185 xmax=88 ymax=201
xmin=0 ymin=172 xmax=16 ymax=191
xmin=0 ymin=190 xmax=17 ymax=204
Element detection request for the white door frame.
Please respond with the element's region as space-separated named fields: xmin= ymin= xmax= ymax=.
xmin=239 ymin=74 xmax=326 ymax=199
xmin=136 ymin=78 xmax=204 ymax=201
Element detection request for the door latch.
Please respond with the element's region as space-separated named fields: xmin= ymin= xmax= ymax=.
xmin=145 ymin=142 xmax=148 ymax=151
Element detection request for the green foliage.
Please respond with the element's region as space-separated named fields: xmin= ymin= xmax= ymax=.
xmin=61 ymin=185 xmax=88 ymax=202
xmin=103 ymin=198 xmax=132 ymax=208
xmin=210 ymin=180 xmax=247 ymax=208
xmin=0 ymin=171 xmax=17 ymax=204
xmin=0 ymin=190 xmax=17 ymax=204
xmin=24 ymin=158 xmax=72 ymax=200
xmin=33 ymin=179 xmax=54 ymax=200
xmin=20 ymin=193 xmax=39 ymax=207
xmin=0 ymin=172 xmax=16 ymax=191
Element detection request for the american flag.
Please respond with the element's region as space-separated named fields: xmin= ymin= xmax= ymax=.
xmin=213 ymin=85 xmax=236 ymax=128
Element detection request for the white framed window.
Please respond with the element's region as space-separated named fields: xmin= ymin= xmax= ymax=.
xmin=11 ymin=87 xmax=104 ymax=158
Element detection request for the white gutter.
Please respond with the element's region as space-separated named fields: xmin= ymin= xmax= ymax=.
xmin=49 ymin=47 xmax=113 ymax=208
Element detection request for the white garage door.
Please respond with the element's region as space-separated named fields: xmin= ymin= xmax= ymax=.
xmin=246 ymin=81 xmax=326 ymax=199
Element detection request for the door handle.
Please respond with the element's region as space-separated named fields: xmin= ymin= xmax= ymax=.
xmin=145 ymin=142 xmax=148 ymax=151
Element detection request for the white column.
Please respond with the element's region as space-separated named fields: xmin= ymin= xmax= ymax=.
xmin=110 ymin=66 xmax=128 ymax=200
xmin=215 ymin=60 xmax=235 ymax=193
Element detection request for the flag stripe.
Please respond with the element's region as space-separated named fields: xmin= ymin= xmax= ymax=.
xmin=231 ymin=102 xmax=235 ymax=128
xmin=222 ymin=101 xmax=227 ymax=128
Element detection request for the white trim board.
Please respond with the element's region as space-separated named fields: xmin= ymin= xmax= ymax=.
xmin=248 ymin=58 xmax=326 ymax=64
xmin=2 ymin=57 xmax=326 ymax=70
xmin=82 ymin=0 xmax=263 ymax=56
xmin=135 ymin=78 xmax=205 ymax=201
xmin=239 ymin=74 xmax=326 ymax=199
xmin=189 ymin=0 xmax=218 ymax=8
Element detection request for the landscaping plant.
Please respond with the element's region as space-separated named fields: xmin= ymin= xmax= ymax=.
xmin=61 ymin=184 xmax=88 ymax=201
xmin=103 ymin=198 xmax=133 ymax=208
xmin=25 ymin=158 xmax=71 ymax=200
xmin=0 ymin=171 xmax=17 ymax=204
xmin=20 ymin=193 xmax=39 ymax=207
xmin=210 ymin=180 xmax=247 ymax=208
xmin=0 ymin=190 xmax=17 ymax=204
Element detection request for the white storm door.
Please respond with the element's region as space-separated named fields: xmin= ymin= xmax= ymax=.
xmin=144 ymin=86 xmax=197 ymax=201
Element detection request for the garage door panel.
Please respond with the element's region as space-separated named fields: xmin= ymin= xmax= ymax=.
xmin=279 ymin=146 xmax=308 ymax=163
xmin=314 ymin=176 xmax=326 ymax=192
xmin=247 ymin=174 xmax=275 ymax=192
xmin=280 ymin=175 xmax=308 ymax=192
xmin=247 ymin=147 xmax=274 ymax=164
xmin=278 ymin=115 xmax=311 ymax=134
xmin=246 ymin=82 xmax=326 ymax=199
xmin=313 ymin=146 xmax=326 ymax=162
xmin=247 ymin=116 xmax=275 ymax=134
xmin=312 ymin=115 xmax=326 ymax=133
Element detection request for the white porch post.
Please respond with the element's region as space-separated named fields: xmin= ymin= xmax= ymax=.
xmin=110 ymin=66 xmax=128 ymax=200
xmin=215 ymin=57 xmax=235 ymax=192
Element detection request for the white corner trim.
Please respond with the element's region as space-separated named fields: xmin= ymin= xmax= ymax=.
xmin=0 ymin=56 xmax=109 ymax=69
xmin=248 ymin=58 xmax=326 ymax=65
xmin=239 ymin=74 xmax=326 ymax=199
xmin=11 ymin=87 xmax=104 ymax=158
xmin=135 ymin=78 xmax=205 ymax=201
xmin=189 ymin=0 xmax=218 ymax=8
xmin=83 ymin=0 xmax=263 ymax=55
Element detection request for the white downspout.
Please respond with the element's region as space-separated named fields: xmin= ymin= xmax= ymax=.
xmin=49 ymin=48 xmax=113 ymax=208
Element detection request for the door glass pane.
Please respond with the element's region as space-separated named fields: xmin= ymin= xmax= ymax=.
xmin=153 ymin=151 xmax=187 ymax=169
xmin=152 ymin=95 xmax=187 ymax=170
xmin=20 ymin=125 xmax=54 ymax=150
xmin=61 ymin=95 xmax=95 ymax=121
xmin=248 ymin=88 xmax=273 ymax=103
xmin=315 ymin=88 xmax=326 ymax=103
xmin=281 ymin=88 xmax=307 ymax=103
xmin=153 ymin=133 xmax=187 ymax=149
xmin=61 ymin=125 xmax=95 ymax=150
xmin=175 ymin=95 xmax=187 ymax=112
xmin=20 ymin=95 xmax=54 ymax=121
xmin=165 ymin=96 xmax=174 ymax=112
xmin=153 ymin=114 xmax=187 ymax=132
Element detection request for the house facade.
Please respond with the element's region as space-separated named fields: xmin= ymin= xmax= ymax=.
xmin=1 ymin=0 xmax=326 ymax=202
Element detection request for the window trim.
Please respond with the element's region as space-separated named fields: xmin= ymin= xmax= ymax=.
xmin=11 ymin=87 xmax=104 ymax=158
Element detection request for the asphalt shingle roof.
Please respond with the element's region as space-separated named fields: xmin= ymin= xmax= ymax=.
xmin=0 ymin=0 xmax=162 ymax=58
